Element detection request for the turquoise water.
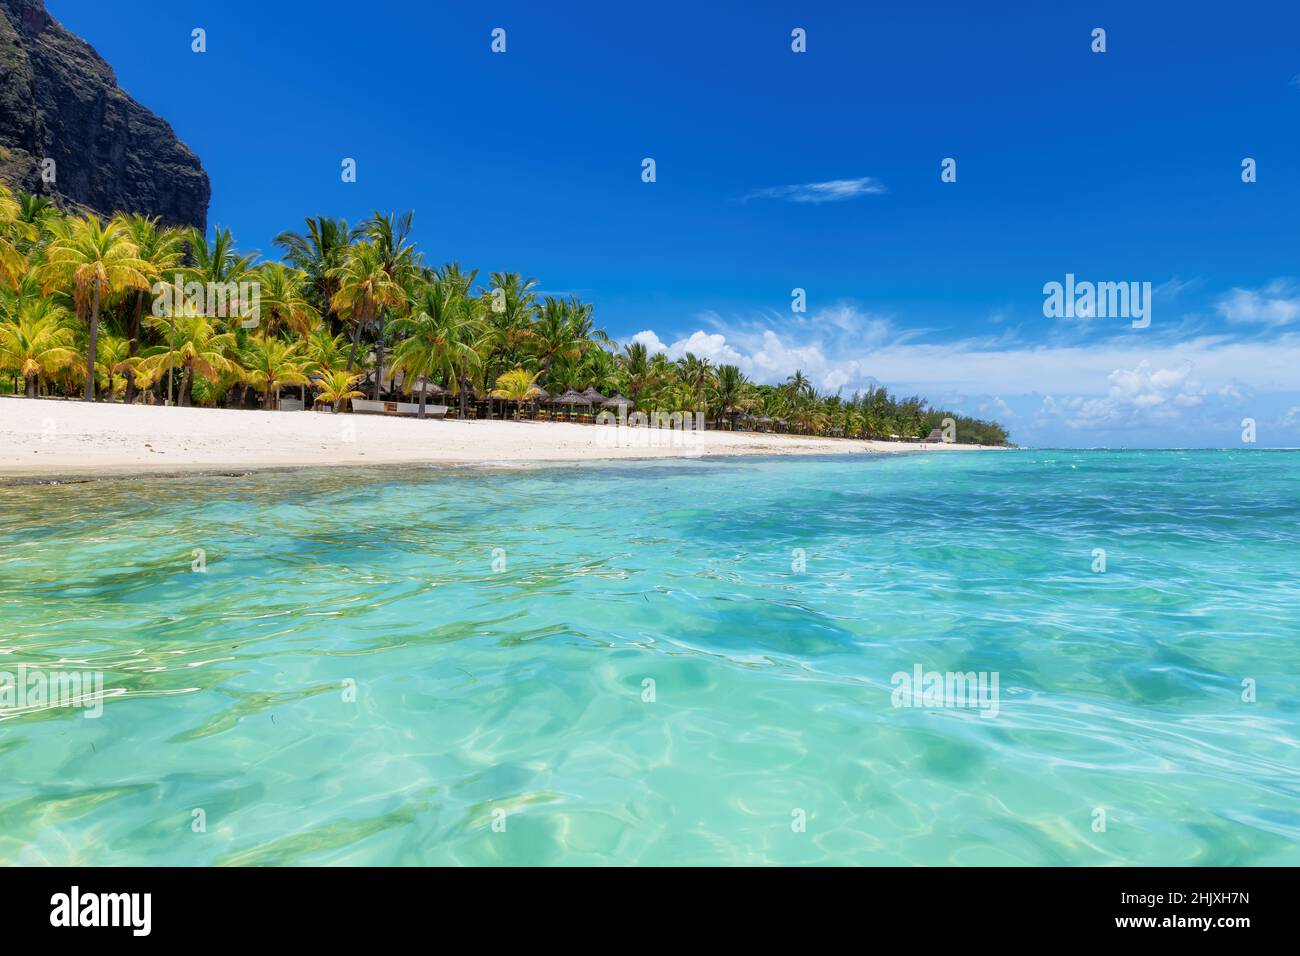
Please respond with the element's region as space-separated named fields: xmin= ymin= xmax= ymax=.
xmin=1 ymin=450 xmax=1297 ymax=865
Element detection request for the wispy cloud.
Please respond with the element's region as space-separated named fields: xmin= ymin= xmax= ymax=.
xmin=1215 ymin=280 xmax=1300 ymax=327
xmin=622 ymin=299 xmax=1300 ymax=444
xmin=740 ymin=176 xmax=885 ymax=204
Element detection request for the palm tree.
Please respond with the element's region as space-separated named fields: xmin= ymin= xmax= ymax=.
xmin=490 ymin=367 xmax=541 ymax=419
xmin=274 ymin=216 xmax=357 ymax=332
xmin=620 ymin=341 xmax=652 ymax=406
xmin=0 ymin=185 xmax=31 ymax=291
xmin=388 ymin=280 xmax=481 ymax=418
xmin=481 ymin=272 xmax=538 ymax=416
xmin=94 ymin=333 xmax=131 ymax=402
xmin=710 ymin=364 xmax=750 ymax=429
xmin=532 ymin=296 xmax=584 ymax=382
xmin=138 ymin=313 xmax=239 ymax=407
xmin=329 ymin=240 xmax=405 ymax=378
xmin=579 ymin=344 xmax=621 ymax=395
xmin=361 ymin=211 xmax=420 ymax=400
xmin=312 ymin=369 xmax=365 ymax=413
xmin=253 ymin=262 xmax=319 ymax=338
xmin=303 ymin=327 xmax=353 ymax=376
xmin=183 ymin=226 xmax=259 ymax=331
xmin=0 ymin=288 xmax=78 ymax=397
xmin=241 ymin=334 xmax=310 ymax=409
xmin=37 ymin=215 xmax=152 ymax=401
xmin=113 ymin=213 xmax=185 ymax=403
xmin=675 ymin=352 xmax=714 ymax=410
xmin=784 ymin=369 xmax=812 ymax=398
xmin=435 ymin=262 xmax=478 ymax=299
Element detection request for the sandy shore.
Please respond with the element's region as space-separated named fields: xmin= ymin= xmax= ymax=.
xmin=0 ymin=396 xmax=999 ymax=481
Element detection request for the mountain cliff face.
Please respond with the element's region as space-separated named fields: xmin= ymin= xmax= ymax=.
xmin=0 ymin=0 xmax=209 ymax=228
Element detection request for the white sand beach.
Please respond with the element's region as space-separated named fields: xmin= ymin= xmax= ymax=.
xmin=0 ymin=397 xmax=998 ymax=480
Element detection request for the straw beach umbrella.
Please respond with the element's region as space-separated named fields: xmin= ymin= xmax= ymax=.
xmin=602 ymin=393 xmax=634 ymax=423
xmin=553 ymin=389 xmax=587 ymax=421
xmin=529 ymin=385 xmax=551 ymax=420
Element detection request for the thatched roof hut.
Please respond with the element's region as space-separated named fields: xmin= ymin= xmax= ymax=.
xmin=410 ymin=377 xmax=450 ymax=397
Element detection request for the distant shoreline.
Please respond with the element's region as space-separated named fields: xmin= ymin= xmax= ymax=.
xmin=0 ymin=396 xmax=1002 ymax=484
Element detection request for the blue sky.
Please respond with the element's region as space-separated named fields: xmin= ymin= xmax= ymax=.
xmin=51 ymin=0 xmax=1300 ymax=446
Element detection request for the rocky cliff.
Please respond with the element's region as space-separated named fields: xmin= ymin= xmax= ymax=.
xmin=0 ymin=0 xmax=209 ymax=228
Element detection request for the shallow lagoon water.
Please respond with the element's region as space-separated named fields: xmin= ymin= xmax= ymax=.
xmin=1 ymin=450 xmax=1297 ymax=865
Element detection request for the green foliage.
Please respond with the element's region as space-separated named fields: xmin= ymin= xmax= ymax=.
xmin=0 ymin=185 xmax=1011 ymax=443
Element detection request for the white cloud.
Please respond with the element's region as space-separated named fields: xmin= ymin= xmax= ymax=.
xmin=630 ymin=329 xmax=669 ymax=354
xmin=624 ymin=302 xmax=1300 ymax=444
xmin=629 ymin=306 xmax=1300 ymax=399
xmin=1038 ymin=361 xmax=1208 ymax=429
xmin=740 ymin=176 xmax=885 ymax=204
xmin=1215 ymin=280 xmax=1300 ymax=327
xmin=631 ymin=329 xmax=743 ymax=366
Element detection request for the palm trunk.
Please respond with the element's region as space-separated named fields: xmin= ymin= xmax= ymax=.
xmin=346 ymin=308 xmax=367 ymax=372
xmin=263 ymin=387 xmax=276 ymax=410
xmin=417 ymin=386 xmax=427 ymax=419
xmin=179 ymin=367 xmax=194 ymax=407
xmin=124 ymin=291 xmax=144 ymax=403
xmin=25 ymin=373 xmax=37 ymax=398
xmin=459 ymin=377 xmax=470 ymax=418
xmin=372 ymin=311 xmax=385 ymax=401
xmin=84 ymin=285 xmax=100 ymax=401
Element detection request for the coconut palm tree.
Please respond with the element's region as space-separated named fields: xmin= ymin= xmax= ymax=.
xmin=182 ymin=226 xmax=258 ymax=330
xmin=253 ymin=262 xmax=319 ymax=338
xmin=784 ymin=369 xmax=812 ymax=398
xmin=329 ymin=240 xmax=405 ymax=377
xmin=675 ymin=352 xmax=714 ymax=411
xmin=241 ymin=334 xmax=311 ymax=410
xmin=434 ymin=262 xmax=478 ymax=299
xmin=361 ymin=211 xmax=420 ymax=400
xmin=0 ymin=185 xmax=31 ymax=291
xmin=490 ymin=367 xmax=541 ymax=419
xmin=303 ymin=327 xmax=353 ymax=376
xmin=37 ymin=214 xmax=152 ymax=401
xmin=113 ymin=213 xmax=185 ymax=403
xmin=532 ymin=296 xmax=584 ymax=382
xmin=138 ymin=313 xmax=239 ymax=407
xmin=620 ymin=341 xmax=653 ymax=406
xmin=0 ymin=288 xmax=78 ymax=397
xmin=93 ymin=333 xmax=131 ymax=402
xmin=481 ymin=272 xmax=538 ymax=416
xmin=274 ymin=216 xmax=357 ymax=332
xmin=389 ymin=280 xmax=481 ymax=419
xmin=710 ymin=364 xmax=750 ymax=429
xmin=312 ymin=369 xmax=365 ymax=413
